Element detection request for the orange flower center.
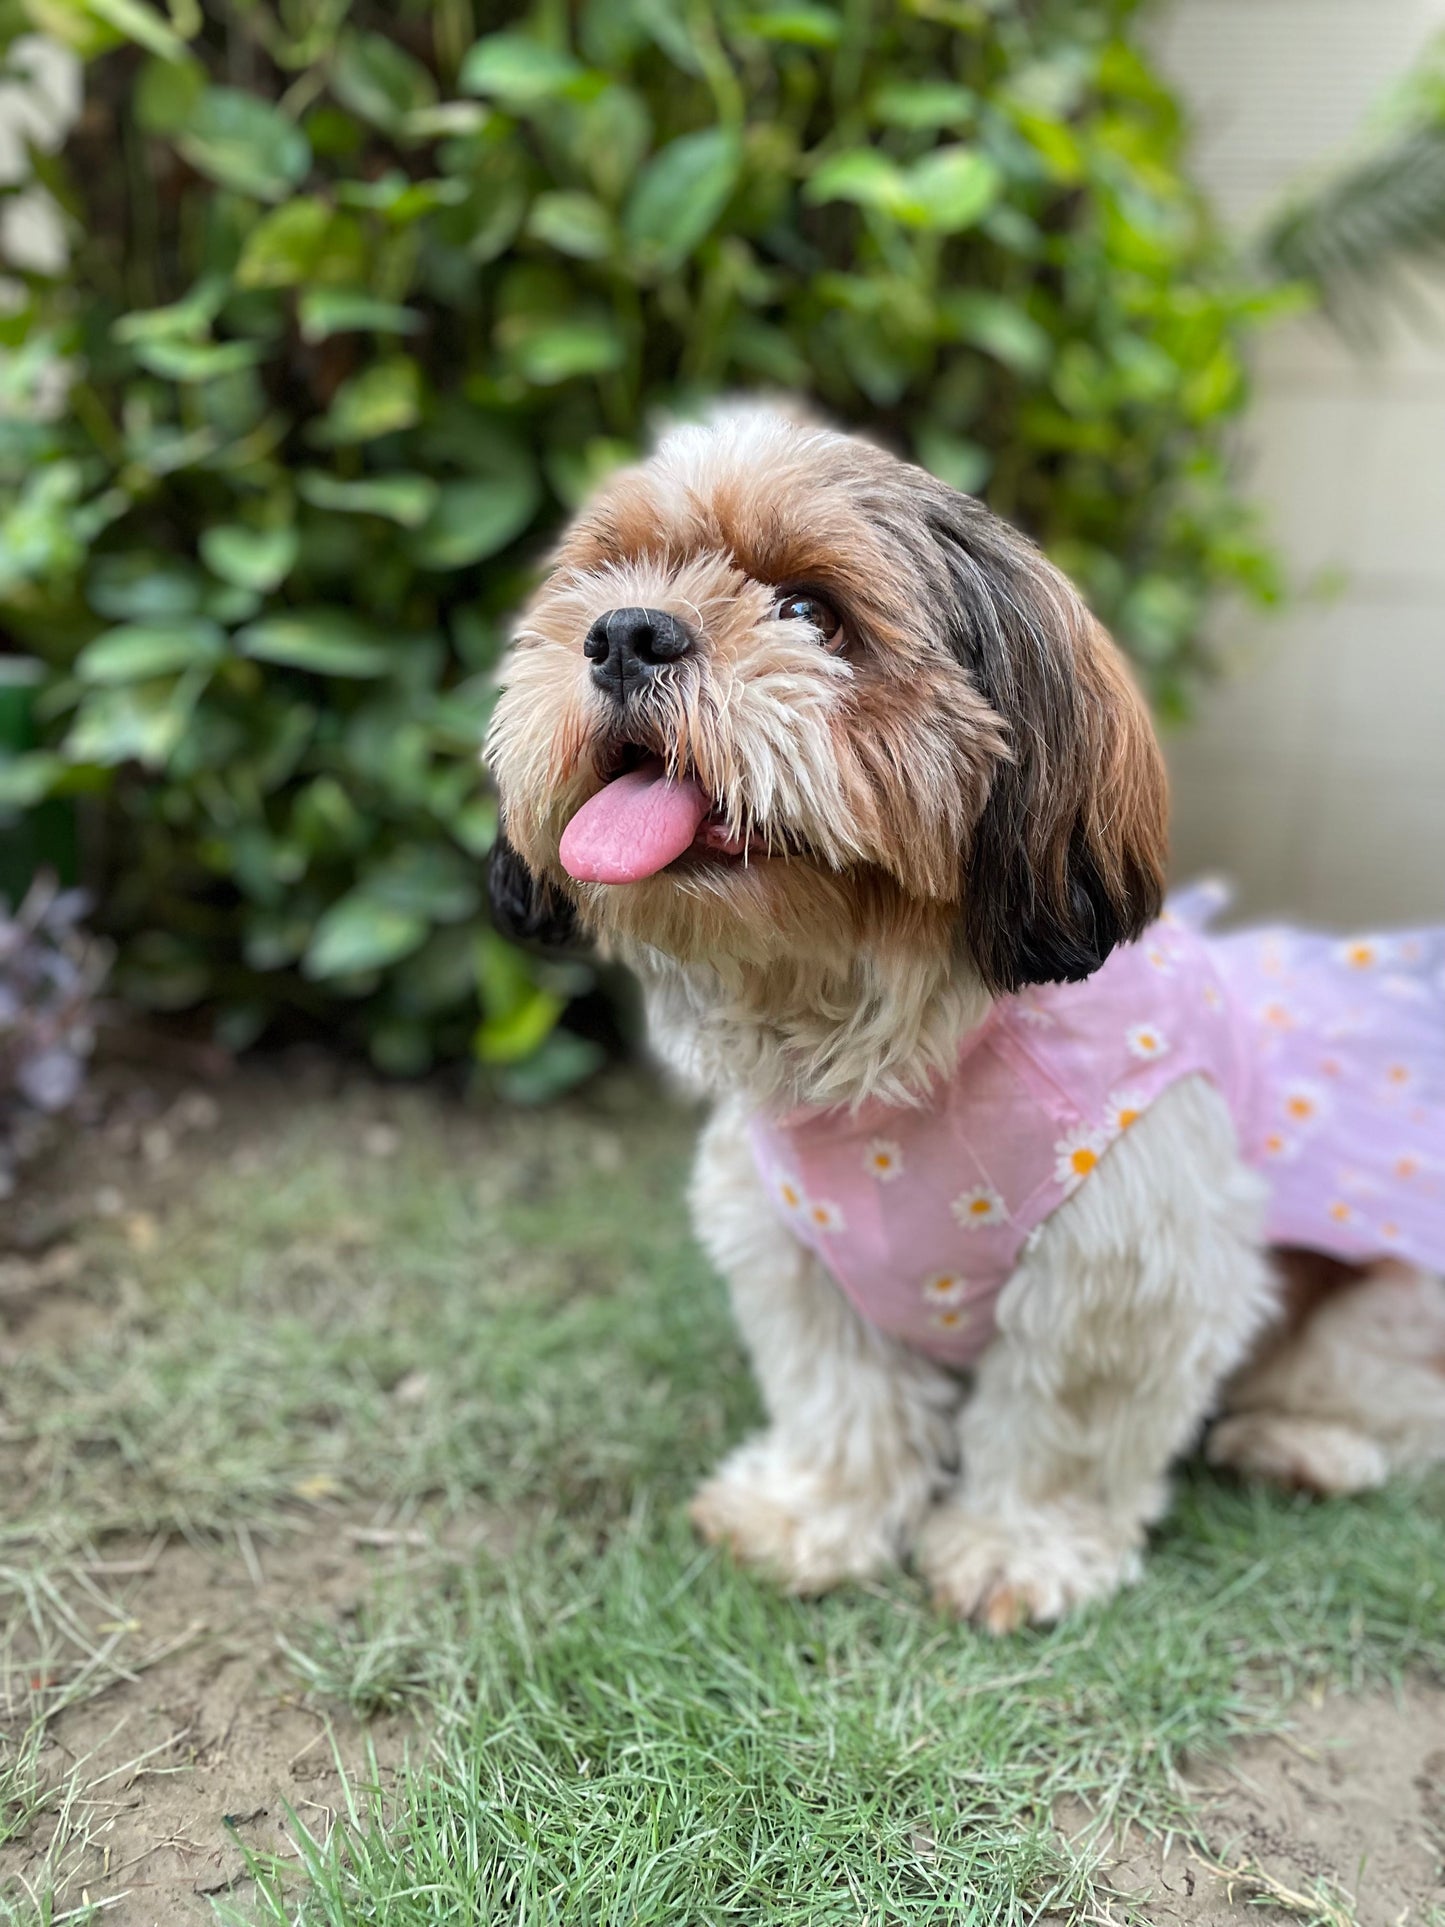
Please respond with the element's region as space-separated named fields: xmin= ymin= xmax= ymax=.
xmin=1070 ymin=1147 xmax=1098 ymax=1177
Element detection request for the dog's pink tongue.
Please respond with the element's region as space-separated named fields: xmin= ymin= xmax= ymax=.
xmin=559 ymin=758 xmax=710 ymax=883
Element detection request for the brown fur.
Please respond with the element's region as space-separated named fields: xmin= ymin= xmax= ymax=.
xmin=485 ymin=407 xmax=1166 ymax=999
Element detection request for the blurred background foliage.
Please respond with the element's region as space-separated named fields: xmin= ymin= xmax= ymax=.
xmin=0 ymin=0 xmax=1292 ymax=1084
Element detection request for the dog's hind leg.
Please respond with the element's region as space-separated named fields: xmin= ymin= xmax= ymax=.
xmin=687 ymin=1099 xmax=962 ymax=1594
xmin=1208 ymin=1257 xmax=1445 ymax=1494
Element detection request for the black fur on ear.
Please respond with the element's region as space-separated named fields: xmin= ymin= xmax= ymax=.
xmin=487 ymin=828 xmax=582 ymax=949
xmin=899 ymin=479 xmax=1168 ymax=992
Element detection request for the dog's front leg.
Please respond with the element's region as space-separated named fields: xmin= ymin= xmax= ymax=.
xmin=919 ymin=1079 xmax=1277 ymax=1632
xmin=688 ymin=1101 xmax=961 ymax=1593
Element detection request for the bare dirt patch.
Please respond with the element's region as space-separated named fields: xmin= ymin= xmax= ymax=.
xmin=1073 ymin=1686 xmax=1445 ymax=1925
xmin=4 ymin=1532 xmax=415 ymax=1925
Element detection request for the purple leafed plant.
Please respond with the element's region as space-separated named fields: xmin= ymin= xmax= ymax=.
xmin=0 ymin=874 xmax=109 ymax=1198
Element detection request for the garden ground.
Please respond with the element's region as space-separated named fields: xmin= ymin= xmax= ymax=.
xmin=1 ymin=1058 xmax=1442 ymax=1926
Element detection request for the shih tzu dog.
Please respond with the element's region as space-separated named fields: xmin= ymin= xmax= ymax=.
xmin=485 ymin=406 xmax=1445 ymax=1632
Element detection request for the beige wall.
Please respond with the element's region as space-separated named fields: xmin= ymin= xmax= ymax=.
xmin=1156 ymin=0 xmax=1445 ymax=927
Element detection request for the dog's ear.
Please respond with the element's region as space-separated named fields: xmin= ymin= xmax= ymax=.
xmin=487 ymin=827 xmax=581 ymax=949
xmin=925 ymin=494 xmax=1168 ymax=992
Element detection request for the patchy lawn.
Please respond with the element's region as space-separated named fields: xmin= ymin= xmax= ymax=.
xmin=1 ymin=1060 xmax=1442 ymax=1927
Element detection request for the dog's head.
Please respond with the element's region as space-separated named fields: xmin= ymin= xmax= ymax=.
xmin=485 ymin=406 xmax=1167 ymax=994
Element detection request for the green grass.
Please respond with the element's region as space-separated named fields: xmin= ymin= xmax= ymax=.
xmin=3 ymin=1073 xmax=1444 ymax=1924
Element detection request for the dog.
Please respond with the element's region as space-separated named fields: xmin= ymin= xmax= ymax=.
xmin=484 ymin=405 xmax=1445 ymax=1631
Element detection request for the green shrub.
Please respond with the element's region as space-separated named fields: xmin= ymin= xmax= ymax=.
xmin=0 ymin=0 xmax=1284 ymax=1079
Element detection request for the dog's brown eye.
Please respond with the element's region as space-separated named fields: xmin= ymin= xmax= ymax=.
xmin=775 ymin=592 xmax=843 ymax=650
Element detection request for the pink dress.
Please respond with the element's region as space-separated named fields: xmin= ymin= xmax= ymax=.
xmin=750 ymin=885 xmax=1445 ymax=1367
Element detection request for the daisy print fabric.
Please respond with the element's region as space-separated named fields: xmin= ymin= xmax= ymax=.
xmin=749 ymin=895 xmax=1445 ymax=1370
xmin=1211 ymin=920 xmax=1445 ymax=1272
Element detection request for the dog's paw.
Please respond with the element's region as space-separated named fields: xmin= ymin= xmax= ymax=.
xmin=689 ymin=1435 xmax=911 ymax=1594
xmin=916 ymin=1503 xmax=1142 ymax=1633
xmin=1206 ymin=1412 xmax=1389 ymax=1496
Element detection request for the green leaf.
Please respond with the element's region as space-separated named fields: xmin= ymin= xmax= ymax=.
xmin=899 ymin=148 xmax=1002 ymax=231
xmin=76 ymin=618 xmax=224 ymax=684
xmin=526 ymin=191 xmax=613 ymax=260
xmin=135 ymin=52 xmax=205 ymax=134
xmin=624 ymin=127 xmax=742 ymax=267
xmin=237 ymin=612 xmax=393 ymax=678
xmin=311 ymin=358 xmax=421 ymax=445
xmin=742 ymin=7 xmax=841 ymax=46
xmin=940 ymin=292 xmax=1052 ymax=376
xmin=130 ymin=337 xmax=266 ymax=379
xmin=236 ymin=197 xmax=340 ymax=289
xmin=304 ymin=894 xmax=428 ymax=979
xmin=460 ymin=34 xmax=584 ymax=105
xmin=112 ymin=275 xmax=226 ymax=344
xmin=913 ymin=426 xmax=992 ymax=496
xmin=508 ymin=315 xmax=626 ymax=385
xmin=476 ymin=983 xmax=565 ymax=1064
xmin=0 ymin=750 xmax=65 ymax=809
xmin=870 ymin=81 xmax=976 ymax=129
xmin=330 ymin=28 xmax=436 ymax=134
xmin=81 ymin=0 xmax=188 ymax=60
xmin=297 ymin=470 xmax=439 ymax=527
xmin=365 ymin=845 xmax=479 ymax=923
xmin=492 ymin=1030 xmax=604 ymax=1102
xmin=805 ymin=147 xmax=907 ymax=212
xmin=409 ymin=467 xmax=541 ymax=570
xmin=199 ymin=523 xmax=299 ymax=592
xmin=297 ymin=290 xmax=423 ymax=342
xmin=176 ymin=88 xmax=311 ymax=203
xmin=63 ymin=680 xmax=200 ymax=768
xmin=87 ymin=554 xmax=207 ymax=621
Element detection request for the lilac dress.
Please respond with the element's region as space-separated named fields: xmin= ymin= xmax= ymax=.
xmin=751 ymin=885 xmax=1445 ymax=1368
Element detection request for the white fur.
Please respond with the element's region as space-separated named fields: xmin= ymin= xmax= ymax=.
xmin=1208 ymin=1260 xmax=1445 ymax=1492
xmin=688 ymin=1095 xmax=962 ymax=1590
xmin=689 ymin=1071 xmax=1288 ymax=1626
xmin=918 ymin=1077 xmax=1274 ymax=1628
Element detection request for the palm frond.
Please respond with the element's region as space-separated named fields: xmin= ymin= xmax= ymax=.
xmin=1261 ymin=32 xmax=1445 ymax=341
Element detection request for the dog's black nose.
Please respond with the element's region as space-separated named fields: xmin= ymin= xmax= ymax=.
xmin=584 ymin=607 xmax=694 ymax=700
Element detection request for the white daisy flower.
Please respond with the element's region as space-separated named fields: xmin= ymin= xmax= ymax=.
xmin=1282 ymin=1081 xmax=1329 ymax=1129
xmin=1259 ymin=1130 xmax=1298 ymax=1162
xmin=1054 ymin=1129 xmax=1108 ymax=1193
xmin=1325 ymin=1198 xmax=1356 ymax=1228
xmin=1104 ymin=1089 xmax=1148 ymax=1134
xmin=1202 ymin=983 xmax=1225 ymax=1012
xmin=1014 ymin=1001 xmax=1056 ymax=1029
xmin=1337 ymin=936 xmax=1386 ymax=970
xmin=1144 ymin=943 xmax=1175 ymax=974
xmin=863 ymin=1138 xmax=905 ymax=1183
xmin=1257 ymin=999 xmax=1295 ymax=1031
xmin=920 ymin=1271 xmax=970 ymax=1306
xmin=950 ymin=1184 xmax=1005 ymax=1230
xmin=776 ymin=1176 xmax=806 ymax=1214
xmin=1125 ymin=1022 xmax=1169 ymax=1061
xmin=930 ymin=1304 xmax=973 ymax=1335
xmin=805 ymin=1199 xmax=845 ymax=1235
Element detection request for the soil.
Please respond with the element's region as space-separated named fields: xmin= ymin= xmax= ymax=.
xmin=4 ymin=1533 xmax=415 ymax=1924
xmin=1072 ymin=1686 xmax=1445 ymax=1924
xmin=3 ymin=1054 xmax=1442 ymax=1926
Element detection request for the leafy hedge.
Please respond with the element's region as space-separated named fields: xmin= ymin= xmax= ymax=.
xmin=0 ymin=0 xmax=1284 ymax=1083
